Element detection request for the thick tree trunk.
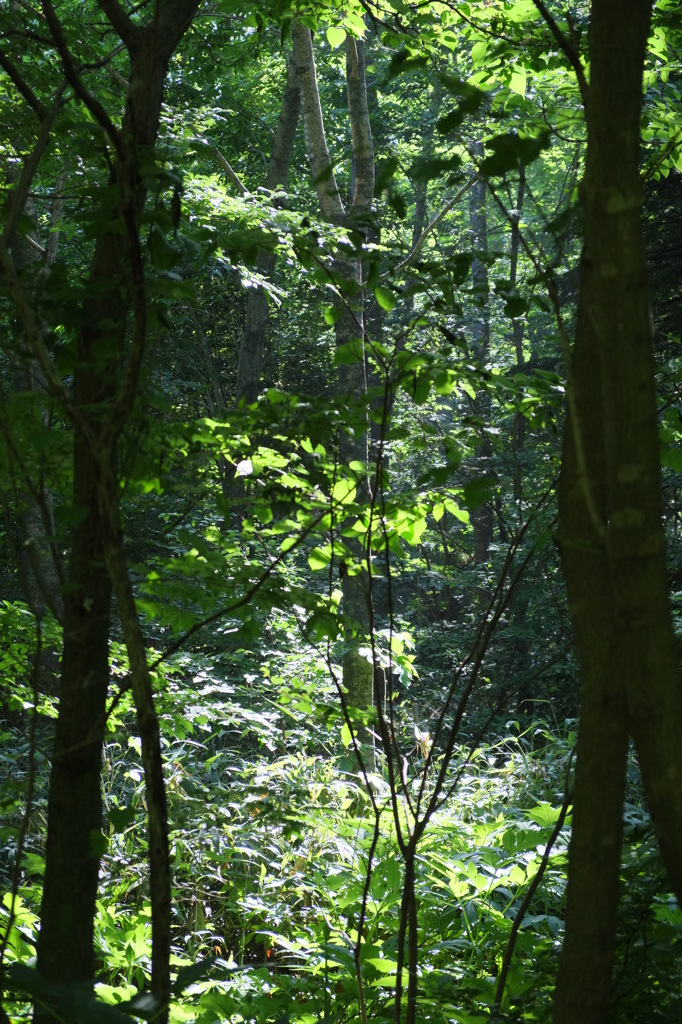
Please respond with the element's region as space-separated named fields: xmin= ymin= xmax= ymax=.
xmin=31 ymin=3 xmax=199 ymax=1019
xmin=554 ymin=2 xmax=682 ymax=1021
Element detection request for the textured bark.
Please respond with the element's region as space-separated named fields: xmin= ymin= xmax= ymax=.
xmin=554 ymin=2 xmax=682 ymax=1021
xmin=32 ymin=3 xmax=199 ymax=1019
xmin=292 ymin=21 xmax=374 ymax=711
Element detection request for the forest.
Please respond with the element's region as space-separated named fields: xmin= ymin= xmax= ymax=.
xmin=1 ymin=0 xmax=682 ymax=1021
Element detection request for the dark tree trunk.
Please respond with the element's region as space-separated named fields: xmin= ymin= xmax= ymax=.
xmin=30 ymin=3 xmax=199 ymax=1020
xmin=554 ymin=2 xmax=682 ymax=1021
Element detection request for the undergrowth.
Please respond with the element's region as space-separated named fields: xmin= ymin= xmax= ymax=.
xmin=0 ymin=638 xmax=679 ymax=1024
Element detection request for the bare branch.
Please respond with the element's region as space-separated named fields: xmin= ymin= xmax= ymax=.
xmin=386 ymin=173 xmax=480 ymax=279
xmin=211 ymin=146 xmax=248 ymax=194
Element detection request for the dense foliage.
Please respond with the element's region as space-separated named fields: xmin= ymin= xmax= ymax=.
xmin=1 ymin=0 xmax=681 ymax=1022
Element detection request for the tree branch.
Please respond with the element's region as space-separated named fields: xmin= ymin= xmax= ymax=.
xmin=96 ymin=0 xmax=137 ymax=48
xmin=0 ymin=48 xmax=47 ymax=118
xmin=386 ymin=173 xmax=480 ymax=279
xmin=41 ymin=0 xmax=124 ymax=155
xmin=531 ymin=0 xmax=588 ymax=107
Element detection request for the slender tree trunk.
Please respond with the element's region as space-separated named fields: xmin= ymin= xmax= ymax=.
xmin=292 ymin=21 xmax=375 ymax=711
xmin=554 ymin=2 xmax=682 ymax=1021
xmin=234 ymin=48 xmax=300 ymax=407
xmin=4 ymin=189 xmax=65 ymax=629
xmin=468 ymin=150 xmax=493 ymax=581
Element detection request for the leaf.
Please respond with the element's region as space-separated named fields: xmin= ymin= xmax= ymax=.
xmin=335 ymin=338 xmax=365 ymax=365
xmin=172 ymin=958 xmax=217 ymax=995
xmin=323 ymin=304 xmax=342 ymax=325
xmin=444 ymin=498 xmax=470 ymax=524
xmin=374 ymin=286 xmax=397 ymax=311
xmin=409 ymin=155 xmax=462 ymax=182
xmin=341 ymin=722 xmax=352 ymax=747
xmin=480 ymin=131 xmax=551 ymax=176
xmin=503 ymin=295 xmax=529 ymax=318
xmin=387 ymin=48 xmax=428 ymax=78
xmin=89 ymin=830 xmax=109 ymax=857
xmin=332 ymin=480 xmax=356 ymax=505
xmin=326 ymin=25 xmax=346 ymax=48
xmin=109 ymin=806 xmax=136 ymax=832
xmin=308 ymin=546 xmax=331 ymax=571
xmin=509 ymin=68 xmax=527 ymax=96
xmin=462 ymin=478 xmax=494 ymax=511
xmin=471 ymin=40 xmax=488 ymax=66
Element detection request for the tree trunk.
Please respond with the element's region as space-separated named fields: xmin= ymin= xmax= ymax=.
xmin=554 ymin=2 xmax=682 ymax=1021
xmin=26 ymin=3 xmax=199 ymax=1019
xmin=234 ymin=47 xmax=301 ymax=407
xmin=292 ymin=21 xmax=375 ymax=711
xmin=468 ymin=151 xmax=493 ymax=582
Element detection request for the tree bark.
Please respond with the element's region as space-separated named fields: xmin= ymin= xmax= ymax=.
xmin=28 ymin=3 xmax=198 ymax=1019
xmin=292 ymin=21 xmax=375 ymax=711
xmin=554 ymin=2 xmax=682 ymax=1021
xmin=468 ymin=149 xmax=493 ymax=580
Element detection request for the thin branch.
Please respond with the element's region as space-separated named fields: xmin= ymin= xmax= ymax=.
xmin=41 ymin=0 xmax=124 ymax=156
xmin=531 ymin=0 xmax=588 ymax=107
xmin=1 ymin=83 xmax=67 ymax=248
xmin=385 ymin=174 xmax=480 ymax=279
xmin=0 ymin=247 xmax=91 ymax=441
xmin=211 ymin=147 xmax=248 ymax=195
xmin=491 ymin=749 xmax=575 ymax=1018
xmin=148 ymin=507 xmax=330 ymax=672
xmin=0 ymin=48 xmax=47 ymax=118
xmin=44 ymin=171 xmax=68 ymax=265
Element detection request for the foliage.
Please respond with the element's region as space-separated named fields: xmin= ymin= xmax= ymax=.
xmin=1 ymin=0 xmax=682 ymax=1020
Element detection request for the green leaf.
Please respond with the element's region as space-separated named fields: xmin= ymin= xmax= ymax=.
xmin=109 ymin=806 xmax=136 ymax=832
xmin=308 ymin=546 xmax=331 ymax=570
xmin=471 ymin=40 xmax=488 ymax=66
xmin=172 ymin=958 xmax=217 ymax=995
xmin=335 ymin=338 xmax=365 ymax=365
xmin=332 ymin=480 xmax=357 ymax=505
xmin=89 ymin=830 xmax=109 ymax=857
xmin=326 ymin=25 xmax=346 ymax=48
xmin=323 ymin=304 xmax=342 ymax=325
xmin=481 ymin=131 xmax=551 ymax=176
xmin=444 ymin=498 xmax=470 ymax=524
xmin=374 ymin=286 xmax=397 ymax=311
xmin=341 ymin=722 xmax=352 ymax=747
xmin=509 ymin=68 xmax=527 ymax=96
xmin=409 ymin=155 xmax=462 ymax=182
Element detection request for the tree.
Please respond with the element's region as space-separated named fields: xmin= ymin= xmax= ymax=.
xmin=292 ymin=18 xmax=375 ymax=712
xmin=1 ymin=0 xmax=198 ymax=1018
xmin=553 ymin=1 xmax=682 ymax=1020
